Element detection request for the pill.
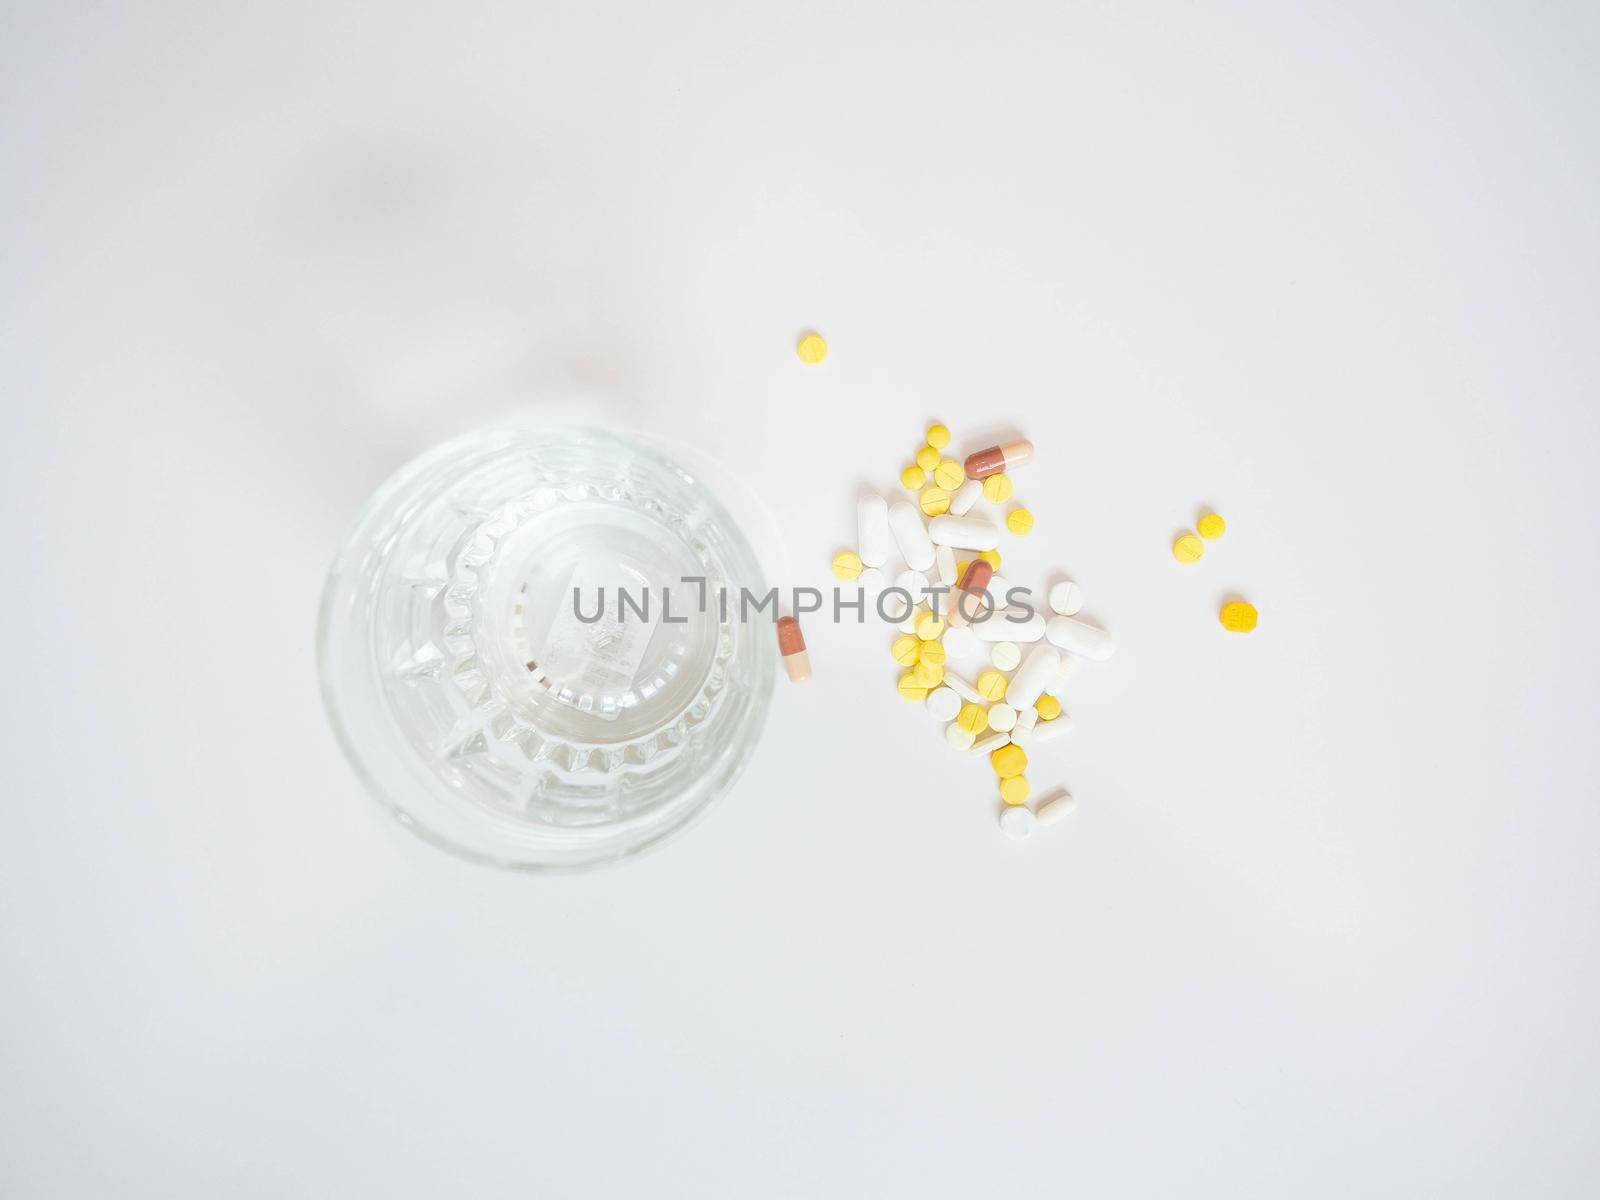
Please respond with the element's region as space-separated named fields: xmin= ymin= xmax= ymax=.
xmin=1197 ymin=513 xmax=1226 ymax=540
xmin=972 ymin=730 xmax=1011 ymax=755
xmin=796 ymin=333 xmax=829 ymax=364
xmin=1044 ymin=615 xmax=1116 ymax=661
xmin=831 ymin=551 xmax=863 ymax=581
xmin=1028 ymin=715 xmax=1072 ymax=742
xmin=988 ymin=702 xmax=1018 ymax=733
xmin=933 ymin=459 xmax=965 ymax=490
xmin=1036 ymin=787 xmax=1077 ymax=826
xmin=1042 ymin=655 xmax=1075 ymax=697
xmin=985 ymin=576 xmax=1012 ymax=606
xmin=934 ymin=544 xmax=957 ymax=587
xmin=928 ymin=514 xmax=1001 ymax=551
xmin=989 ymin=642 xmax=1021 ymax=671
xmin=982 ymin=473 xmax=1013 ymax=503
xmin=898 ymin=672 xmax=929 ymax=702
xmin=919 ymin=486 xmax=951 ymax=517
xmin=776 ymin=616 xmax=811 ymax=683
xmin=898 ymin=612 xmax=920 ymax=634
xmin=1173 ymin=533 xmax=1205 ymax=564
xmin=926 ymin=686 xmax=961 ymax=721
xmin=1035 ymin=693 xmax=1062 ymax=721
xmin=1006 ymin=643 xmax=1061 ymax=710
xmin=915 ymin=610 xmax=946 ymax=641
xmin=891 ymin=634 xmax=921 ymax=665
xmin=990 ymin=743 xmax=1028 ymax=778
xmin=946 ymin=723 xmax=976 ymax=751
xmin=949 ymin=478 xmax=983 ymax=516
xmin=1010 ymin=706 xmax=1039 ymax=744
xmin=1048 ymin=580 xmax=1084 ymax=616
xmin=894 ymin=568 xmax=929 ymax=601
xmin=926 ymin=423 xmax=951 ymax=449
xmin=956 ymin=703 xmax=989 ymax=734
xmin=974 ymin=607 xmax=1046 ymax=643
xmin=917 ymin=641 xmax=947 ymax=670
xmin=901 ymin=465 xmax=926 ymax=490
xmin=946 ymin=558 xmax=995 ymax=628
xmin=857 ymin=567 xmax=883 ymax=591
xmin=1220 ymin=600 xmax=1259 ymax=633
xmin=976 ymin=670 xmax=1008 ymax=701
xmin=881 ymin=586 xmax=915 ymax=624
xmin=1006 ymin=508 xmax=1034 ymax=535
xmin=912 ymin=660 xmax=944 ymax=688
xmin=942 ymin=625 xmax=979 ymax=658
xmin=857 ymin=494 xmax=891 ymax=568
xmin=965 ymin=439 xmax=1034 ymax=479
xmin=945 ymin=672 xmax=983 ymax=704
xmin=978 ymin=549 xmax=1001 ymax=570
xmin=999 ymin=805 xmax=1035 ymax=840
xmin=915 ymin=445 xmax=940 ymax=472
xmin=1000 ymin=775 xmax=1030 ymax=806
xmin=887 ymin=501 xmax=936 ymax=571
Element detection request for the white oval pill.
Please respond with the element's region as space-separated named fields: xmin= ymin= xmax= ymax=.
xmin=987 ymin=702 xmax=1017 ymax=732
xmin=1000 ymin=805 xmax=1035 ymax=841
xmin=1042 ymin=655 xmax=1074 ymax=697
xmin=946 ymin=723 xmax=977 ymax=751
xmin=926 ymin=514 xmax=1000 ymax=551
xmin=974 ymin=608 xmax=1046 ymax=643
xmin=944 ymin=671 xmax=982 ymax=704
xmin=1048 ymin=580 xmax=1084 ymax=616
xmin=942 ymin=626 xmax=980 ymax=659
xmin=1010 ymin=706 xmax=1039 ymax=744
xmin=926 ymin=686 xmax=961 ymax=721
xmin=1029 ymin=715 xmax=1073 ymax=742
xmin=888 ymin=500 xmax=936 ymax=571
xmin=972 ymin=730 xmax=1011 ymax=755
xmin=935 ymin=544 xmax=957 ymax=587
xmin=949 ymin=478 xmax=983 ymax=516
xmin=857 ymin=493 xmax=892 ymax=569
xmin=990 ymin=642 xmax=1021 ymax=671
xmin=1045 ymin=615 xmax=1116 ymax=661
xmin=1036 ymin=787 xmax=1077 ymax=825
xmin=1006 ymin=643 xmax=1061 ymax=710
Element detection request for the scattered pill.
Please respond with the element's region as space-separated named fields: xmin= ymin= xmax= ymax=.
xmin=1010 ymin=706 xmax=1039 ymax=744
xmin=990 ymin=642 xmax=1022 ymax=672
xmin=915 ymin=610 xmax=946 ymax=641
xmin=927 ymin=423 xmax=951 ymax=449
xmin=1005 ymin=643 xmax=1060 ymax=710
xmin=946 ymin=723 xmax=977 ymax=751
xmin=1044 ymin=615 xmax=1116 ymax=661
xmin=1036 ymin=787 xmax=1076 ymax=826
xmin=972 ymin=731 xmax=1011 ymax=755
xmin=945 ymin=672 xmax=983 ymax=704
xmin=1197 ymin=513 xmax=1226 ymax=540
xmin=990 ymin=743 xmax=1028 ymax=778
xmin=1220 ymin=600 xmax=1259 ymax=633
xmin=928 ymin=514 xmax=1001 ymax=551
xmin=946 ymin=558 xmax=995 ymax=628
xmin=915 ymin=445 xmax=940 ymax=472
xmin=933 ymin=459 xmax=965 ymax=490
xmin=1173 ymin=533 xmax=1205 ymax=564
xmin=934 ymin=544 xmax=957 ymax=587
xmin=978 ymin=549 xmax=1001 ymax=570
xmin=912 ymin=660 xmax=944 ymax=688
xmin=1000 ymin=775 xmax=1030 ymax=806
xmin=831 ymin=551 xmax=864 ymax=581
xmin=1048 ymin=580 xmax=1083 ymax=616
xmin=901 ymin=465 xmax=927 ymax=490
xmin=857 ymin=567 xmax=883 ymax=590
xmin=857 ymin=494 xmax=891 ymax=568
xmin=917 ymin=641 xmax=947 ymax=670
xmin=1028 ymin=716 xmax=1072 ymax=742
xmin=974 ymin=607 xmax=1046 ymax=643
xmin=1034 ymin=694 xmax=1062 ymax=721
xmin=919 ymin=486 xmax=951 ymax=516
xmin=956 ymin=703 xmax=989 ymax=734
xmin=981 ymin=474 xmax=1013 ymax=504
xmin=888 ymin=501 xmax=936 ymax=571
xmin=942 ymin=625 xmax=979 ymax=658
xmin=949 ymin=479 xmax=983 ymax=516
xmin=777 ymin=616 xmax=811 ymax=683
xmin=988 ymin=703 xmax=1018 ymax=733
xmin=999 ymin=805 xmax=1035 ymax=840
xmin=1042 ymin=655 xmax=1075 ymax=697
xmin=796 ymin=333 xmax=829 ymax=364
xmin=891 ymin=635 xmax=921 ymax=666
xmin=976 ymin=670 xmax=1009 ymax=701
xmin=985 ymin=576 xmax=1011 ymax=606
xmin=1007 ymin=508 xmax=1034 ymax=536
xmin=926 ymin=686 xmax=962 ymax=721
xmin=894 ymin=568 xmax=929 ymax=602
xmin=965 ymin=440 xmax=1034 ymax=479
xmin=898 ymin=673 xmax=929 ymax=702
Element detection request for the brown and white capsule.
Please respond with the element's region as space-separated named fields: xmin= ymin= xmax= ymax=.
xmin=964 ymin=439 xmax=1034 ymax=479
xmin=946 ymin=558 xmax=994 ymax=629
xmin=776 ymin=616 xmax=811 ymax=683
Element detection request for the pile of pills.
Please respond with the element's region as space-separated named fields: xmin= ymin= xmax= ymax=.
xmin=1172 ymin=510 xmax=1259 ymax=632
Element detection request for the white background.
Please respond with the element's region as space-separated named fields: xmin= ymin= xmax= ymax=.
xmin=4 ymin=2 xmax=1598 ymax=1195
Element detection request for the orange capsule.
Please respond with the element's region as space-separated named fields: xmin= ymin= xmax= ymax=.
xmin=947 ymin=558 xmax=995 ymax=629
xmin=776 ymin=616 xmax=811 ymax=683
xmin=964 ymin=439 xmax=1034 ymax=479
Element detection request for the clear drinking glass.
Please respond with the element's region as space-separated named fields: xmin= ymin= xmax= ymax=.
xmin=317 ymin=425 xmax=774 ymax=870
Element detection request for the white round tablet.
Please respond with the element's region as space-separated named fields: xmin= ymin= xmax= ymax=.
xmin=989 ymin=641 xmax=1021 ymax=671
xmin=987 ymin=702 xmax=1018 ymax=732
xmin=999 ymin=805 xmax=1035 ymax=841
xmin=895 ymin=568 xmax=929 ymax=601
xmin=942 ymin=626 xmax=980 ymax=659
xmin=926 ymin=686 xmax=961 ymax=722
xmin=946 ymin=723 xmax=977 ymax=751
xmin=986 ymin=577 xmax=1011 ymax=605
xmin=856 ymin=566 xmax=884 ymax=592
xmin=1049 ymin=580 xmax=1084 ymax=616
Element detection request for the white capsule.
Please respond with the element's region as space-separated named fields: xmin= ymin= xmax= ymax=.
xmin=989 ymin=642 xmax=1021 ymax=672
xmin=974 ymin=608 xmax=1046 ymax=643
xmin=1045 ymin=615 xmax=1116 ymax=661
xmin=1006 ymin=643 xmax=1060 ymax=710
xmin=942 ymin=626 xmax=980 ymax=659
xmin=972 ymin=730 xmax=1011 ymax=755
xmin=944 ymin=671 xmax=983 ymax=704
xmin=856 ymin=494 xmax=892 ymax=568
xmin=888 ymin=501 xmax=936 ymax=571
xmin=934 ymin=544 xmax=957 ymax=587
xmin=926 ymin=686 xmax=961 ymax=722
xmin=1030 ymin=715 xmax=1073 ymax=742
xmin=927 ymin=514 xmax=1000 ymax=551
xmin=987 ymin=702 xmax=1017 ymax=733
xmin=1000 ymin=805 xmax=1035 ymax=841
xmin=1036 ymin=787 xmax=1077 ymax=826
xmin=1010 ymin=706 xmax=1039 ymax=744
xmin=1042 ymin=655 xmax=1075 ymax=697
xmin=1048 ymin=580 xmax=1084 ymax=616
xmin=946 ymin=723 xmax=977 ymax=751
xmin=949 ymin=478 xmax=983 ymax=516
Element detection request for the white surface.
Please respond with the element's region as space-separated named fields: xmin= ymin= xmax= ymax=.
xmin=3 ymin=2 xmax=1599 ymax=1196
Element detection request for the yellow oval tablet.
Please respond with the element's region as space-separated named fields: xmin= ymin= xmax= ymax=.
xmin=926 ymin=423 xmax=951 ymax=449
xmin=831 ymin=551 xmax=863 ymax=581
xmin=917 ymin=641 xmax=947 ymax=669
xmin=915 ymin=445 xmax=940 ymax=472
xmin=796 ymin=333 xmax=828 ymax=364
xmin=956 ymin=703 xmax=989 ymax=734
xmin=976 ymin=670 xmax=1008 ymax=702
xmin=901 ymin=465 xmax=927 ymax=490
xmin=919 ymin=486 xmax=951 ymax=517
xmin=1197 ymin=513 xmax=1226 ymax=540
xmin=915 ymin=610 xmax=946 ymax=641
xmin=978 ymin=549 xmax=1001 ymax=570
xmin=1034 ymin=694 xmax=1062 ymax=721
xmin=990 ymin=743 xmax=1028 ymax=779
xmin=898 ymin=673 xmax=929 ymax=702
xmin=1220 ymin=600 xmax=1259 ymax=633
xmin=1000 ymin=775 xmax=1030 ymax=806
xmin=933 ymin=460 xmax=964 ymax=490
xmin=1173 ymin=533 xmax=1205 ymax=564
xmin=1006 ymin=509 xmax=1034 ymax=536
xmin=982 ymin=474 xmax=1013 ymax=504
xmin=891 ymin=634 xmax=922 ymax=666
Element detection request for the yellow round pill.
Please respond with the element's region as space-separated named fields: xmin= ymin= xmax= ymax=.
xmin=1173 ymin=533 xmax=1205 ymax=564
xmin=915 ymin=610 xmax=946 ymax=641
xmin=1220 ymin=600 xmax=1259 ymax=633
xmin=831 ymin=551 xmax=863 ymax=581
xmin=901 ymin=465 xmax=927 ymax=490
xmin=898 ymin=673 xmax=929 ymax=702
xmin=917 ymin=641 xmax=947 ymax=670
xmin=1197 ymin=513 xmax=1226 ymax=540
xmin=1006 ymin=509 xmax=1034 ymax=536
xmin=956 ymin=703 xmax=989 ymax=734
xmin=1034 ymin=694 xmax=1062 ymax=721
xmin=891 ymin=634 xmax=921 ymax=666
xmin=977 ymin=549 xmax=1001 ymax=570
xmin=796 ymin=333 xmax=828 ymax=364
xmin=976 ymin=670 xmax=1008 ymax=702
xmin=933 ymin=460 xmax=964 ymax=490
xmin=1000 ymin=775 xmax=1030 ymax=806
xmin=990 ymin=743 xmax=1028 ymax=779
xmin=915 ymin=445 xmax=940 ymax=472
xmin=912 ymin=661 xmax=944 ymax=688
xmin=926 ymin=423 xmax=951 ymax=450
xmin=919 ymin=486 xmax=951 ymax=517
xmin=982 ymin=473 xmax=1013 ymax=504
